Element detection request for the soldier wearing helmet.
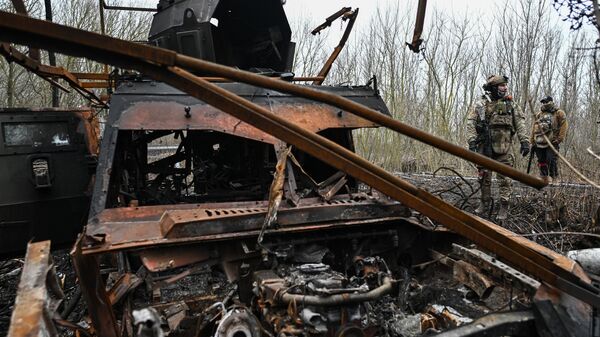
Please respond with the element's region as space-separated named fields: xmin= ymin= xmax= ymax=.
xmin=466 ymin=75 xmax=530 ymax=221
xmin=530 ymin=96 xmax=568 ymax=184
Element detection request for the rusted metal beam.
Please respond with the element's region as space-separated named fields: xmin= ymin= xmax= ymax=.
xmin=8 ymin=241 xmax=63 ymax=337
xmin=0 ymin=12 xmax=597 ymax=309
xmin=156 ymin=76 xmax=327 ymax=83
xmin=81 ymin=81 xmax=110 ymax=88
xmin=453 ymin=243 xmax=541 ymax=293
xmin=311 ymin=7 xmax=358 ymax=85
xmin=72 ymin=72 xmax=110 ymax=80
xmin=159 ymin=196 xmax=405 ymax=238
xmin=10 ymin=0 xmax=26 ymax=14
xmin=107 ymin=273 xmax=142 ymax=305
xmin=311 ymin=7 xmax=352 ymax=35
xmin=433 ymin=310 xmax=536 ymax=337
xmin=71 ymin=237 xmax=120 ymax=337
xmin=407 ymin=0 xmax=428 ymax=53
xmin=0 ymin=42 xmax=107 ymax=106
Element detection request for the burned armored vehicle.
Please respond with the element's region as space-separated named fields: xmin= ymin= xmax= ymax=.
xmin=0 ymin=108 xmax=98 ymax=255
xmin=75 ymin=1 xmax=429 ymax=336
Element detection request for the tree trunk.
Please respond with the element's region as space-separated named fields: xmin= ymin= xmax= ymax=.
xmin=7 ymin=62 xmax=14 ymax=108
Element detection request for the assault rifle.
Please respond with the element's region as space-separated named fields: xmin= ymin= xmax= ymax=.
xmin=475 ymin=93 xmax=493 ymax=158
xmin=527 ymin=144 xmax=537 ymax=173
xmin=476 ymin=122 xmax=493 ymax=158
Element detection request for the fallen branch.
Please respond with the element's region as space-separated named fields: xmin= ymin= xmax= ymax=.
xmin=433 ymin=166 xmax=476 ymax=193
xmin=528 ymin=107 xmax=600 ymax=189
xmin=587 ymin=147 xmax=600 ymax=161
xmin=545 ymin=140 xmax=600 ymax=189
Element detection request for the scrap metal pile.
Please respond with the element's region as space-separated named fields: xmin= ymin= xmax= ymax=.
xmin=1 ymin=0 xmax=599 ymax=337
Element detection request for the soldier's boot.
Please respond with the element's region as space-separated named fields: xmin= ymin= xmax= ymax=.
xmin=497 ymin=200 xmax=509 ymax=221
xmin=475 ymin=198 xmax=491 ymax=215
xmin=476 ymin=170 xmax=492 ymax=216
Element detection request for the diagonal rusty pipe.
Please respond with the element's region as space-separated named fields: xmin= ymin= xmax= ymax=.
xmin=278 ymin=276 xmax=394 ymax=306
xmin=173 ymin=55 xmax=546 ymax=189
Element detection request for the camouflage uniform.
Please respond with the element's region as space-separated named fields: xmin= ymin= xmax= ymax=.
xmin=530 ymin=98 xmax=568 ymax=181
xmin=466 ymin=77 xmax=529 ymax=216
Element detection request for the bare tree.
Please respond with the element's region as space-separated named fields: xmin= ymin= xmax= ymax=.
xmin=0 ymin=0 xmax=152 ymax=108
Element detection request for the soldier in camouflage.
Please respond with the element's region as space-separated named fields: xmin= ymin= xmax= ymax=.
xmin=530 ymin=96 xmax=568 ymax=184
xmin=466 ymin=75 xmax=530 ymax=221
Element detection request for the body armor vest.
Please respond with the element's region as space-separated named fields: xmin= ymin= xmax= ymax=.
xmin=484 ymin=99 xmax=515 ymax=154
xmin=533 ymin=111 xmax=554 ymax=148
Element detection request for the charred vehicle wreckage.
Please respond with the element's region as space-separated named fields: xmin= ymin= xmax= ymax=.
xmin=0 ymin=107 xmax=99 ymax=255
xmin=2 ymin=0 xmax=600 ymax=337
xmin=75 ymin=2 xmax=418 ymax=336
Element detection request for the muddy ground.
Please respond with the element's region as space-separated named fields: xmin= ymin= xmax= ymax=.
xmin=1 ymin=173 xmax=598 ymax=336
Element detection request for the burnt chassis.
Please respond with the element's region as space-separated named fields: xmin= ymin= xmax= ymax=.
xmin=77 ymin=77 xmax=426 ymax=336
xmin=1 ymin=10 xmax=599 ymax=337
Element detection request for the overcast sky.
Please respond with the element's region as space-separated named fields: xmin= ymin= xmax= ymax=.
xmin=136 ymin=0 xmax=580 ymax=38
xmin=282 ymin=0 xmax=571 ymax=33
xmin=283 ymin=0 xmax=497 ymax=21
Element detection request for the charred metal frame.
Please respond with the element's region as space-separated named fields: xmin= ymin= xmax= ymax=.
xmin=2 ymin=0 xmax=108 ymax=107
xmin=7 ymin=241 xmax=63 ymax=337
xmin=311 ymin=7 xmax=359 ymax=85
xmin=0 ymin=10 xmax=597 ymax=310
xmin=0 ymin=43 xmax=107 ymax=107
xmin=407 ymin=0 xmax=428 ymax=53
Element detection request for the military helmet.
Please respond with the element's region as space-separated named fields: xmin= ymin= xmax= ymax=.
xmin=486 ymin=75 xmax=509 ymax=87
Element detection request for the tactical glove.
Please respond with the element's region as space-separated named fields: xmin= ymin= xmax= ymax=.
xmin=468 ymin=140 xmax=478 ymax=152
xmin=520 ymin=142 xmax=530 ymax=157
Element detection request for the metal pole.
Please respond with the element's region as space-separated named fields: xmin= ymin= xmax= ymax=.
xmin=44 ymin=0 xmax=59 ymax=107
xmin=407 ymin=0 xmax=427 ymax=52
xmin=98 ymin=0 xmax=108 ymax=74
xmin=312 ymin=8 xmax=358 ymax=85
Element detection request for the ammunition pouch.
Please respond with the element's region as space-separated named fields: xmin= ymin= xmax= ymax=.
xmin=487 ymin=102 xmax=514 ymax=155
xmin=533 ymin=112 xmax=554 ymax=148
xmin=489 ymin=128 xmax=512 ymax=154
